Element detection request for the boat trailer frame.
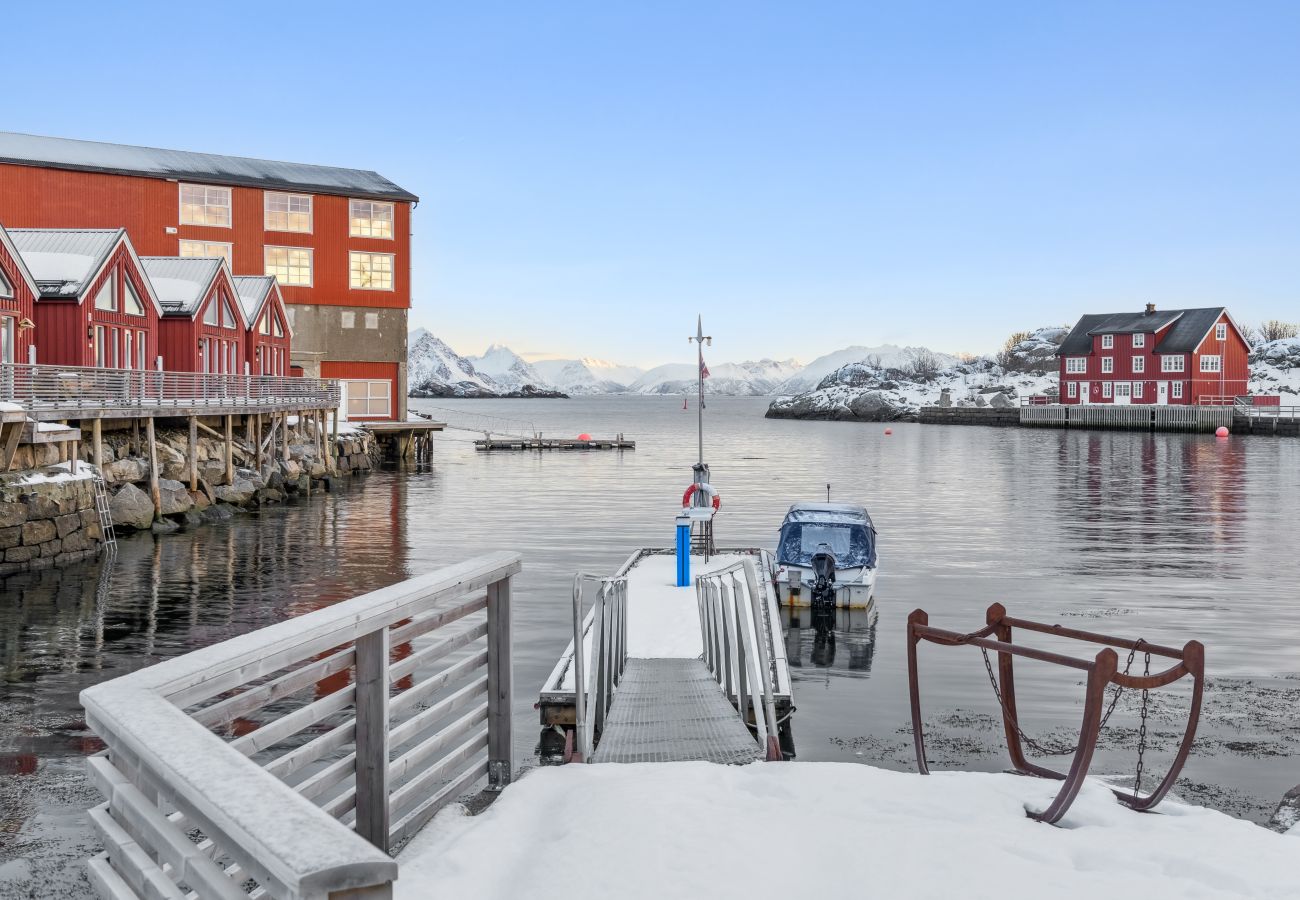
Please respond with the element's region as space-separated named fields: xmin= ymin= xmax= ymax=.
xmin=906 ymin=603 xmax=1205 ymax=825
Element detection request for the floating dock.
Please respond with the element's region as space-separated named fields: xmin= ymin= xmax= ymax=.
xmin=474 ymin=436 xmax=634 ymax=451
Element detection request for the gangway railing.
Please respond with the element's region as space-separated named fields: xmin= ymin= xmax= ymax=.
xmin=80 ymin=552 xmax=520 ymax=899
xmin=696 ymin=558 xmax=782 ymax=761
xmin=569 ymin=571 xmax=628 ymax=763
xmin=416 ymin=405 xmax=537 ymax=440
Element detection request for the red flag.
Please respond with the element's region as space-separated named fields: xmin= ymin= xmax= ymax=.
xmin=700 ymin=358 xmax=710 ymax=380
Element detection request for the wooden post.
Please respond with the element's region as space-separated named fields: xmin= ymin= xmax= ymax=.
xmin=331 ymin=409 xmax=339 ymax=473
xmin=1 ymin=422 xmax=21 ymax=472
xmin=188 ymin=416 xmax=198 ymax=493
xmin=224 ymin=415 xmax=234 ymax=485
xmin=70 ymin=438 xmax=79 ymax=476
xmin=486 ymin=575 xmax=514 ymax=791
xmin=92 ymin=418 xmax=103 ymax=472
xmin=131 ymin=419 xmax=140 ymax=456
xmin=354 ymin=627 xmax=390 ymax=852
xmin=145 ymin=417 xmax=161 ymax=519
xmin=282 ymin=412 xmax=290 ymax=463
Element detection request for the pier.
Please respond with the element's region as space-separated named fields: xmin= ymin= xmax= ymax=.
xmin=474 ymin=435 xmax=634 ymax=451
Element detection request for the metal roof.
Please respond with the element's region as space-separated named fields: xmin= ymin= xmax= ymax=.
xmin=139 ymin=257 xmax=223 ymax=314
xmin=0 ymin=225 xmax=42 ymax=301
xmin=9 ymin=228 xmax=122 ymax=298
xmin=1058 ymin=307 xmax=1230 ymax=355
xmin=232 ymin=275 xmax=278 ymax=325
xmin=0 ymin=131 xmax=418 ymax=203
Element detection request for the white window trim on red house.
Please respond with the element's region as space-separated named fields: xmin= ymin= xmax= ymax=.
xmin=1132 ymin=356 xmax=1144 ymax=373
xmin=1101 ymin=357 xmax=1114 ymax=373
xmin=1101 ymin=334 xmax=1114 ymax=349
xmin=1200 ymin=355 xmax=1222 ymax=373
xmin=1065 ymin=357 xmax=1086 ymax=374
xmin=1161 ymin=355 xmax=1185 ymax=372
xmin=1102 ymin=382 xmax=1113 ymax=398
xmin=1172 ymin=381 xmax=1184 ymax=398
xmin=1132 ymin=333 xmax=1145 ymax=348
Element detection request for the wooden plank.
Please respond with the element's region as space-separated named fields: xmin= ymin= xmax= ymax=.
xmin=486 ymin=576 xmax=513 ymax=790
xmin=224 ymin=415 xmax=234 ymax=486
xmin=353 ymin=628 xmax=390 ymax=852
xmin=188 ymin=644 xmax=356 ymax=728
xmin=229 ymin=680 xmax=355 ymax=757
xmin=387 ymin=759 xmax=487 ymax=850
xmin=87 ymin=804 xmax=187 ymax=900
xmin=92 ymin=418 xmax=104 ymax=472
xmin=390 ymin=649 xmax=488 ymax=719
xmin=388 ymin=702 xmax=487 ymax=786
xmin=388 ymin=676 xmax=487 ymax=750
xmin=86 ymin=852 xmax=144 ymax=900
xmin=145 ymin=417 xmax=160 ymax=519
xmin=0 ymin=422 xmax=20 ymax=472
xmin=387 ymin=620 xmax=487 ymax=684
xmin=282 ymin=412 xmax=290 ymax=463
xmin=387 ymin=729 xmax=487 ymax=819
xmin=188 ymin=417 xmax=198 ymax=493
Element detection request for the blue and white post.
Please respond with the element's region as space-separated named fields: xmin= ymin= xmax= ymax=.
xmin=675 ymin=514 xmax=692 ymax=587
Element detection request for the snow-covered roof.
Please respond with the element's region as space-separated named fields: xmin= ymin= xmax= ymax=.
xmin=232 ymin=275 xmax=291 ymax=336
xmin=9 ymin=228 xmax=122 ymax=298
xmin=140 ymin=257 xmax=247 ymax=327
xmin=0 ymin=224 xmax=41 ymax=302
xmin=0 ymin=131 xmax=417 ymax=202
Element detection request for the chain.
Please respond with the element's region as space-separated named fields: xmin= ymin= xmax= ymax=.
xmin=1133 ymin=647 xmax=1152 ymax=800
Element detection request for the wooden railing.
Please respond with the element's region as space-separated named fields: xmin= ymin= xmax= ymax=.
xmin=80 ymin=552 xmax=521 ymax=900
xmin=0 ymin=362 xmax=339 ymax=416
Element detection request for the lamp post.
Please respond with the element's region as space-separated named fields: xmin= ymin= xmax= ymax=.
xmin=687 ymin=315 xmax=711 ymax=468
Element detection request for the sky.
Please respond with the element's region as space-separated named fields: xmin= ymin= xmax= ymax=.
xmin=4 ymin=1 xmax=1299 ymax=368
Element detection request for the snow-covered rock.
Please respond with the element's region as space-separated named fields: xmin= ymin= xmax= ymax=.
xmin=408 ymin=331 xmax=501 ymax=397
xmin=775 ymin=345 xmax=957 ymax=394
xmin=532 ymin=358 xmax=645 ymax=394
xmin=469 ymin=345 xmax=555 ymax=393
xmin=1250 ymin=338 xmax=1300 ymax=397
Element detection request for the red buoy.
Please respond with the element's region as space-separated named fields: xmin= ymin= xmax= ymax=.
xmin=578 ymin=433 xmax=592 ymax=441
xmin=884 ymin=428 xmax=893 ymax=435
xmin=1215 ymin=426 xmax=1229 ymax=438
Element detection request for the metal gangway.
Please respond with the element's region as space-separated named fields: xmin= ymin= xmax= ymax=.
xmin=562 ymin=554 xmax=785 ymax=765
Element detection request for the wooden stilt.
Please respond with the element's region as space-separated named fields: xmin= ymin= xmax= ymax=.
xmin=70 ymin=438 xmax=79 ymax=476
xmin=92 ymin=418 xmax=104 ymax=472
xmin=1 ymin=422 xmax=21 ymax=472
xmin=146 ymin=417 xmax=161 ymax=519
xmin=131 ymin=419 xmax=140 ymax=456
xmin=331 ymin=408 xmax=339 ymax=474
xmin=188 ymin=416 xmax=198 ymax=493
xmin=282 ymin=412 xmax=290 ymax=463
xmin=224 ymin=415 xmax=234 ymax=485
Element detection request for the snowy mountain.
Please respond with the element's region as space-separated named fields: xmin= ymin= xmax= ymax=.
xmin=408 ymin=331 xmax=502 ymax=397
xmin=469 ymin=345 xmax=553 ymax=393
xmin=532 ymin=357 xmax=645 ymax=394
xmin=774 ymin=345 xmax=959 ymax=395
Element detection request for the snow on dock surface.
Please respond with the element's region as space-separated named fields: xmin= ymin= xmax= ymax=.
xmin=624 ymin=552 xmax=748 ymax=658
xmin=396 ymin=763 xmax=1299 ymax=900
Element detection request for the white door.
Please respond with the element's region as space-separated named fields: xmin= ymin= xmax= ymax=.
xmin=1157 ymin=382 xmax=1168 ymax=405
xmin=1114 ymin=383 xmax=1131 ymax=405
xmin=1078 ymin=382 xmax=1089 ymax=404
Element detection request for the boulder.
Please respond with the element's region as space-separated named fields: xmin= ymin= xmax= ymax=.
xmin=974 ymin=394 xmax=988 ymax=407
xmin=189 ymin=490 xmax=211 ymax=510
xmin=181 ymin=509 xmax=205 ymax=527
xmin=0 ymin=526 xmax=22 ymax=550
xmin=848 ymin=391 xmax=910 ymax=422
xmin=23 ymin=494 xmax=60 ymax=520
xmin=158 ymin=444 xmax=187 ymax=481
xmin=54 ymin=513 xmax=81 ymax=538
xmin=279 ymin=458 xmax=302 ymax=481
xmin=21 ymin=519 xmax=57 ymax=545
xmin=988 ymin=392 xmax=1015 ymax=409
xmin=157 ymin=479 xmax=194 ymax=516
xmin=257 ymin=487 xmax=284 ymax=504
xmin=937 ymin=389 xmax=953 ymax=408
xmin=103 ymin=457 xmax=149 ymax=484
xmin=151 ymin=518 xmax=180 ymax=534
xmin=213 ymin=477 xmax=257 ymax=506
xmin=201 ymin=503 xmax=236 ymax=522
xmin=110 ymin=483 xmax=155 ymax=530
xmin=0 ymin=502 xmax=27 ymax=529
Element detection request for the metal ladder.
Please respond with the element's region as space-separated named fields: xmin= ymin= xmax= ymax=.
xmin=92 ymin=471 xmax=118 ymax=552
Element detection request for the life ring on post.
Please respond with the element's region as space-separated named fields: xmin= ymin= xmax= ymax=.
xmin=682 ymin=483 xmax=721 ymax=511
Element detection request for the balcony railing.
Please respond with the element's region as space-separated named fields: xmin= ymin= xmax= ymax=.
xmin=0 ymin=363 xmax=339 ymax=416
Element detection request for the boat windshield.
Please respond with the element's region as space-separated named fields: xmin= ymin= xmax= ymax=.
xmin=777 ymin=522 xmax=876 ymax=569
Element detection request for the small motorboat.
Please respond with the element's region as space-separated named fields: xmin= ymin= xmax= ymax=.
xmin=772 ymin=502 xmax=878 ymax=610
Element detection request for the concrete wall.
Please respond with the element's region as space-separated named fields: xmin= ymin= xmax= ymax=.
xmin=0 ymin=471 xmax=103 ymax=575
xmin=287 ymin=304 xmax=408 ymax=419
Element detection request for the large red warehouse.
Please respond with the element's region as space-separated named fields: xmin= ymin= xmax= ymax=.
xmin=0 ymin=131 xmax=417 ymax=419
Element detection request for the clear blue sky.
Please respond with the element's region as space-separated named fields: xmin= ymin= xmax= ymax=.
xmin=5 ymin=2 xmax=1299 ymax=366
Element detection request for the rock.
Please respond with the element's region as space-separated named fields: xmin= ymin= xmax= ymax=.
xmin=267 ymin=470 xmax=285 ymax=491
xmin=257 ymin=488 xmax=283 ymax=504
xmin=974 ymin=394 xmax=988 ymax=407
xmin=0 ymin=526 xmax=21 ymax=550
xmin=6 ymin=545 xmax=39 ymax=563
xmin=61 ymin=530 xmax=94 ymax=553
xmin=279 ymin=459 xmax=301 ymax=481
xmin=189 ymin=490 xmax=211 ymax=511
xmin=158 ymin=444 xmax=187 ymax=481
xmin=110 ymin=483 xmax=155 ymax=530
xmin=848 ymin=391 xmax=910 ymax=422
xmin=988 ymin=392 xmax=1014 ymax=409
xmin=40 ymin=539 xmax=62 ymax=557
xmin=21 ymin=519 xmax=57 ymax=545
xmin=181 ymin=509 xmax=204 ymax=527
xmin=201 ymin=503 xmax=236 ymax=521
xmin=103 ymin=457 xmax=148 ymax=484
xmin=0 ymin=502 xmax=27 ymax=528
xmin=79 ymin=509 xmax=99 ymax=529
xmin=54 ymin=513 xmax=81 ymax=538
xmin=23 ymin=494 xmax=60 ymax=520
xmin=309 ymin=462 xmax=326 ymax=478
xmin=157 ymin=479 xmax=194 ymax=516
xmin=151 ymin=518 xmax=180 ymax=534
xmin=296 ymin=475 xmax=310 ymax=493
xmin=937 ymin=389 xmax=953 ymax=408
xmin=213 ymin=477 xmax=257 ymax=506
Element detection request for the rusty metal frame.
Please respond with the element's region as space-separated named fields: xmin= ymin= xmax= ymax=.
xmin=907 ymin=602 xmax=1205 ymax=825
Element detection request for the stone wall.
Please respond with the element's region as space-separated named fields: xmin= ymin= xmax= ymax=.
xmin=0 ymin=471 xmax=103 ymax=576
xmin=917 ymin=407 xmax=1022 ymax=427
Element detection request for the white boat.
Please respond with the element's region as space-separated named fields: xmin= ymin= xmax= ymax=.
xmin=772 ymin=502 xmax=878 ymax=610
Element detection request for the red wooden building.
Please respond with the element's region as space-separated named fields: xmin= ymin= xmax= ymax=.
xmin=0 ymin=224 xmax=40 ymax=366
xmin=1057 ymin=305 xmax=1250 ymax=405
xmin=140 ymin=257 xmax=249 ymax=374
xmin=0 ymin=131 xmax=417 ymax=418
xmin=233 ymin=276 xmax=293 ymax=376
xmin=9 ymin=228 xmax=163 ymax=369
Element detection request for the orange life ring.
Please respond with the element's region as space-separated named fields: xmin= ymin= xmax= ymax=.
xmin=682 ymin=483 xmax=721 ymax=511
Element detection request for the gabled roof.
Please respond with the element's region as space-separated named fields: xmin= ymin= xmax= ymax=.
xmin=232 ymin=275 xmax=293 ymax=336
xmin=9 ymin=228 xmax=122 ymax=298
xmin=1058 ymin=307 xmax=1237 ymax=356
xmin=0 ymin=224 xmax=42 ymax=302
xmin=0 ymin=131 xmax=417 ymax=203
xmin=140 ymin=257 xmax=248 ymax=327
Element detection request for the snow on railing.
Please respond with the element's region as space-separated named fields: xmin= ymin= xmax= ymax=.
xmin=569 ymin=572 xmax=628 ymax=763
xmin=81 ymin=552 xmax=521 ymax=900
xmin=0 ymin=362 xmax=339 ymax=413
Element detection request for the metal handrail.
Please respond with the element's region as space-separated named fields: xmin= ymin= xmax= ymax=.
xmin=570 ymin=571 xmax=628 ymax=763
xmin=696 ymin=558 xmax=782 ymax=761
xmin=0 ymin=362 xmax=339 ymax=412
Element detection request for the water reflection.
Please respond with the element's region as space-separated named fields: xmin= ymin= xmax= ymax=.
xmin=784 ymin=607 xmax=878 ymax=676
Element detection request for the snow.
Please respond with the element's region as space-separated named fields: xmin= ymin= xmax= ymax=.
xmin=531 ymin=357 xmax=645 ymax=394
xmin=396 ymin=764 xmax=1298 ymax=900
xmin=13 ymin=460 xmax=94 ymax=484
xmin=16 ymin=250 xmax=96 ymax=287
xmin=624 ymin=552 xmax=749 ymax=658
xmin=776 ymin=344 xmax=959 ymax=394
xmin=407 ymin=332 xmax=501 ymax=396
xmin=0 ymin=401 xmax=22 ymax=412
xmin=148 ymin=276 xmax=204 ymax=306
xmin=468 ymin=345 xmax=553 ymax=392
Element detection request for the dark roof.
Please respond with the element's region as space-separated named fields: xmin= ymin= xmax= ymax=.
xmin=1058 ymin=307 xmax=1230 ymax=356
xmin=0 ymin=131 xmax=417 ymax=203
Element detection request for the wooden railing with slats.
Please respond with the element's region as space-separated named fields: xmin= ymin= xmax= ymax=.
xmin=80 ymin=552 xmax=521 ymax=900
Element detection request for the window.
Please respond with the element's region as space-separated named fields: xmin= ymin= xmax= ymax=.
xmin=1101 ymin=334 xmax=1114 ymax=349
xmin=1132 ymin=356 xmax=1144 ymax=373
xmin=1133 ymin=382 xmax=1143 ymax=398
xmin=179 ymin=184 xmax=231 ymax=227
xmin=346 ymin=380 xmax=391 ymax=417
xmin=259 ymin=312 xmax=270 ymax=335
xmin=1215 ymin=323 xmax=1227 ymax=341
xmin=264 ymin=192 xmax=313 ymax=233
xmin=1115 ymin=383 xmax=1131 ymax=398
xmin=94 ymin=278 xmax=116 ymax=311
xmin=137 ymin=331 xmax=147 ymax=370
xmin=272 ymin=312 xmax=284 ymax=337
xmin=349 ymin=252 xmax=394 ymax=291
xmin=1161 ymin=355 xmax=1185 ymax=372
xmin=95 ymin=326 xmax=106 ymax=366
xmin=1132 ymin=334 xmax=1145 ymax=348
xmin=1101 ymin=357 xmax=1114 ymax=374
xmin=123 ymin=279 xmax=146 ymax=316
xmin=341 ymin=310 xmax=356 ymax=328
xmin=349 ymin=199 xmax=394 ymax=238
xmin=221 ymin=295 xmax=237 ymax=328
xmin=1102 ymin=382 xmax=1113 ymax=398
xmin=364 ymin=312 xmax=378 ymax=329
xmin=1172 ymin=381 xmax=1183 ymax=399
xmin=1065 ymin=357 xmax=1086 ymax=374
xmin=203 ymin=296 xmax=219 ymax=325
xmin=0 ymin=270 xmax=11 ymax=299
xmin=0 ymin=316 xmax=12 ymax=365
xmin=1201 ymin=355 xmax=1221 ymax=373
xmin=264 ymin=247 xmax=313 ymax=286
xmin=179 ymin=241 xmax=233 ymax=266
xmin=1067 ymin=382 xmax=1077 ymax=398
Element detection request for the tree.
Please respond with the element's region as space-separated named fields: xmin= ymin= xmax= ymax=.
xmin=1256 ymin=320 xmax=1299 ymax=345
xmin=863 ymin=353 xmax=883 ymax=370
xmin=903 ymin=348 xmax=942 ymax=381
xmin=995 ymin=331 xmax=1033 ymax=372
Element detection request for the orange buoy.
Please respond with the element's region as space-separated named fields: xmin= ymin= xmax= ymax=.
xmin=1215 ymin=426 xmax=1229 ymax=438
xmin=884 ymin=428 xmax=893 ymax=435
xmin=578 ymin=433 xmax=592 ymax=441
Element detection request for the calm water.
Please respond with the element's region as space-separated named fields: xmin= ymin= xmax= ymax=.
xmin=2 ymin=396 xmax=1299 ymax=895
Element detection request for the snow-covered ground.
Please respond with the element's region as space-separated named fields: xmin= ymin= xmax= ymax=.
xmin=396 ymin=764 xmax=1298 ymax=900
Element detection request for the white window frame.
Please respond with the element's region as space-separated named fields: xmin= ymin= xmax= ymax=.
xmin=179 ymin=184 xmax=232 ymax=228
xmin=1101 ymin=334 xmax=1114 ymax=349
xmin=1215 ymin=323 xmax=1227 ymax=341
xmin=137 ymin=330 xmax=147 ymax=370
xmin=1133 ymin=381 xmax=1143 ymax=398
xmin=179 ymin=240 xmax=233 ymax=267
xmin=344 ymin=379 xmax=391 ymax=418
xmin=1200 ymin=354 xmax=1221 ymax=373
xmin=203 ymin=295 xmax=219 ymax=326
xmin=264 ymin=246 xmax=314 ymax=287
xmin=0 ymin=270 xmax=12 ymax=299
xmin=1065 ymin=357 xmax=1086 ymax=374
xmin=349 ymin=199 xmax=395 ymax=239
xmin=349 ymin=251 xmax=396 ymax=291
xmin=364 ymin=312 xmax=379 ymax=329
xmin=1102 ymin=382 xmax=1113 ymax=398
xmin=1132 ymin=356 xmax=1144 ymax=373
xmin=1172 ymin=381 xmax=1184 ymax=399
xmin=1132 ymin=333 xmax=1145 ymax=348
xmin=123 ymin=278 xmax=146 ymax=316
xmin=1115 ymin=382 xmax=1131 ymax=398
xmin=1101 ymin=357 xmax=1114 ymax=374
xmin=1161 ymin=355 xmax=1185 ymax=373
xmin=1067 ymin=382 xmax=1077 ymax=398
xmin=264 ymin=192 xmax=314 ymax=233
xmin=94 ymin=277 xmax=117 ymax=312
xmin=123 ymin=330 xmax=133 ymax=370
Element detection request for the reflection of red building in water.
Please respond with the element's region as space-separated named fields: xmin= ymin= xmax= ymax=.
xmin=1058 ymin=305 xmax=1250 ymax=405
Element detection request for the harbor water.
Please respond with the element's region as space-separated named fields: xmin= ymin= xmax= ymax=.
xmin=2 ymin=396 xmax=1298 ymax=896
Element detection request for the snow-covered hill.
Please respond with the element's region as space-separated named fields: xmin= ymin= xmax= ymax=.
xmin=408 ymin=331 xmax=501 ymax=397
xmin=775 ymin=345 xmax=957 ymax=394
xmin=469 ymin=345 xmax=553 ymax=393
xmin=629 ymin=359 xmax=802 ymax=396
xmin=531 ymin=358 xmax=645 ymax=394
xmin=1250 ymin=337 xmax=1300 ymax=397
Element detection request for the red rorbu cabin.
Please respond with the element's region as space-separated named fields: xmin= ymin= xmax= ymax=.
xmin=233 ymin=276 xmax=293 ymax=376
xmin=1057 ymin=305 xmax=1250 ymax=406
xmin=9 ymin=228 xmax=162 ymax=369
xmin=0 ymin=224 xmax=40 ymax=366
xmin=142 ymin=258 xmax=249 ymax=374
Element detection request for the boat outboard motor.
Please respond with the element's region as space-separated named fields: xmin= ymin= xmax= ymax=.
xmin=810 ymin=545 xmax=837 ymax=638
